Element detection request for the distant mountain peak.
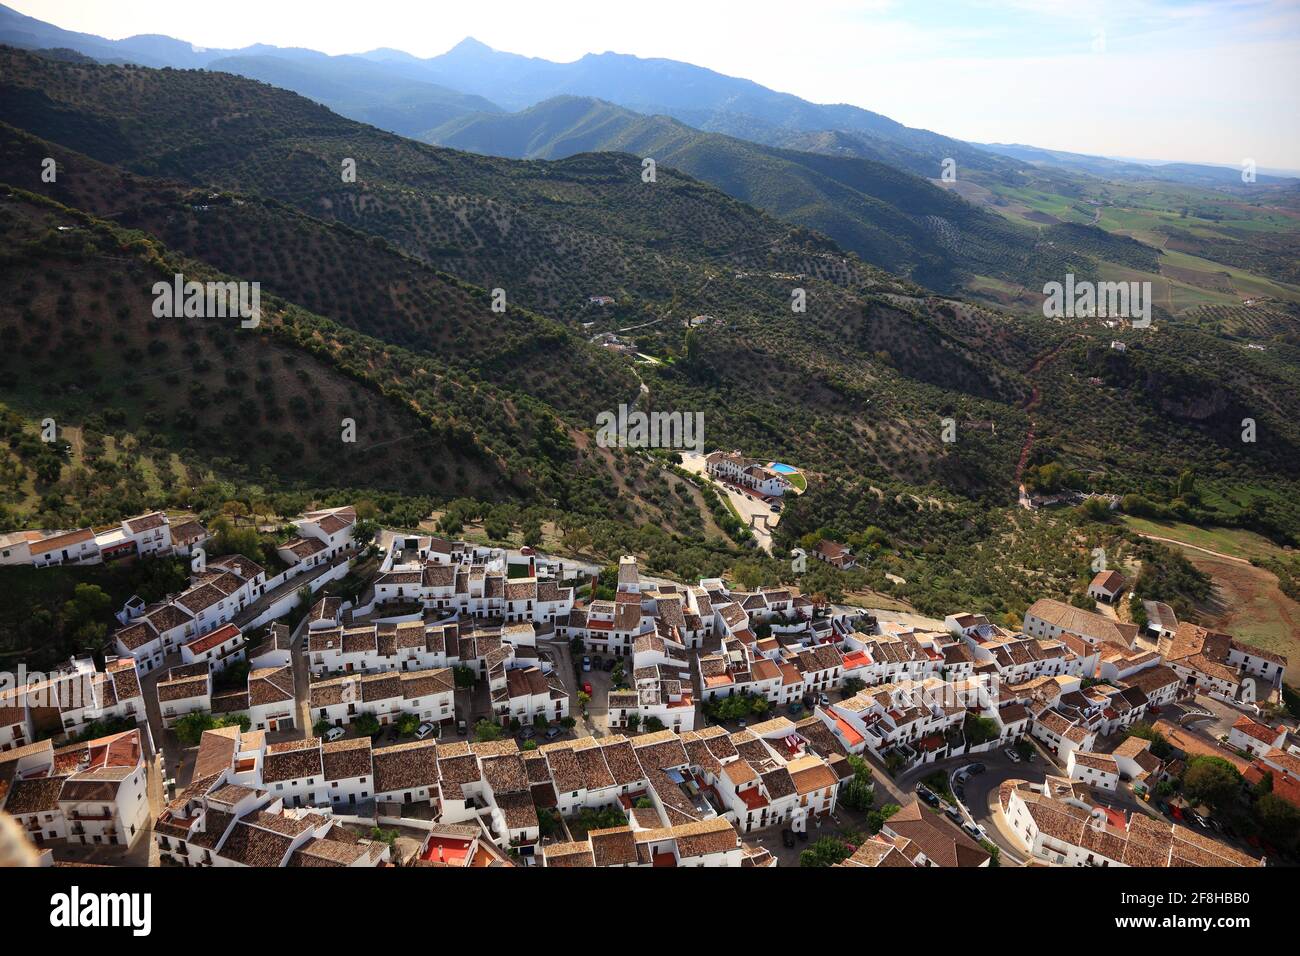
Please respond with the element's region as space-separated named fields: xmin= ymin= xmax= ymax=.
xmin=445 ymin=37 xmax=495 ymax=56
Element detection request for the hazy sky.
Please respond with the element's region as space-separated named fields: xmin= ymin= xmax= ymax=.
xmin=13 ymin=0 xmax=1300 ymax=168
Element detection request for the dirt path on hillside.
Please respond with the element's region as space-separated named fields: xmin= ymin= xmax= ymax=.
xmin=1014 ymin=336 xmax=1078 ymax=485
xmin=1132 ymin=533 xmax=1252 ymax=565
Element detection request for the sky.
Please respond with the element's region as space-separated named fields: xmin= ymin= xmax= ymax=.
xmin=11 ymin=0 xmax=1300 ymax=169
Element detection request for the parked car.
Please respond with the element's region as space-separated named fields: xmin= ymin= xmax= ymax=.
xmin=414 ymin=721 xmax=437 ymax=740
xmin=603 ymin=658 xmax=616 ymax=671
xmin=592 ymin=655 xmax=604 ymax=668
xmin=962 ymin=822 xmax=984 ymax=841
xmin=781 ymin=828 xmax=796 ymax=848
xmin=818 ymin=694 xmax=831 ymax=707
xmin=324 ymin=726 xmax=346 ymax=743
xmin=916 ymin=785 xmax=940 ymax=807
xmin=387 ymin=726 xmax=400 ymax=742
xmin=954 ymin=785 xmax=966 ymax=802
xmin=582 ymin=656 xmax=591 ymax=672
xmin=967 ymin=762 xmax=986 ymax=775
xmin=1004 ymin=747 xmax=1022 ymax=763
xmin=737 ymin=718 xmax=747 ymax=729
xmin=582 ymin=681 xmax=593 ymax=695
xmin=518 ymin=726 xmax=536 ymax=740
xmin=545 ymin=726 xmax=563 ymax=740
xmin=456 ymin=719 xmax=467 ymax=735
xmin=787 ymin=702 xmax=804 ymax=716
xmin=945 ymin=805 xmax=962 ymax=823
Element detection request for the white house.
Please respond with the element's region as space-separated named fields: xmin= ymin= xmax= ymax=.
xmin=1067 ymin=750 xmax=1120 ymax=792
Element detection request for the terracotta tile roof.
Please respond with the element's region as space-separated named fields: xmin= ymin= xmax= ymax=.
xmin=262 ymin=738 xmax=323 ymax=784
xmin=372 ymin=740 xmax=439 ymax=793
xmin=589 ymin=826 xmax=638 ymax=866
xmin=322 ymin=737 xmax=373 ymax=781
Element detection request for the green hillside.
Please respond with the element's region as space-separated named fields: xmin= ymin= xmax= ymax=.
xmin=425 ymin=95 xmax=1150 ymax=296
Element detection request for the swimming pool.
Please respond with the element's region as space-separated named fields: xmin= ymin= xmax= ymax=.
xmin=768 ymin=462 xmax=799 ymax=474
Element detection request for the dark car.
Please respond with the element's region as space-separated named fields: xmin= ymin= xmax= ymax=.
xmin=603 ymin=658 xmax=616 ymax=671
xmin=967 ymin=763 xmax=986 ymax=775
xmin=519 ymin=726 xmax=536 ymax=740
xmin=915 ymin=786 xmax=940 ymax=808
xmin=945 ymin=805 xmax=962 ymax=823
xmin=797 ymin=828 xmax=809 ymax=842
xmin=787 ymin=702 xmax=804 ymax=716
xmin=953 ymin=785 xmax=966 ymax=802
xmin=781 ymin=828 xmax=796 ymax=848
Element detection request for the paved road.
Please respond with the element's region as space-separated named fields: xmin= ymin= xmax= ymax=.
xmin=680 ymin=451 xmax=777 ymax=554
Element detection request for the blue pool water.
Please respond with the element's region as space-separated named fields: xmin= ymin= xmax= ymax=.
xmin=769 ymin=462 xmax=798 ymax=474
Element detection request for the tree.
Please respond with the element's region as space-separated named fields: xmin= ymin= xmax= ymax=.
xmin=732 ymin=561 xmax=766 ymax=591
xmin=1255 ymin=793 xmax=1300 ymax=849
xmin=62 ymin=583 xmax=112 ymax=647
xmin=453 ymin=665 xmax=476 ymax=688
xmin=625 ymin=714 xmax=641 ymax=733
xmin=963 ymin=713 xmax=1000 ymax=746
xmin=395 ymin=712 xmax=420 ymax=736
xmin=643 ymin=716 xmax=664 ymax=732
xmin=866 ymin=803 xmax=900 ymax=834
xmin=562 ymin=526 xmax=593 ymax=556
xmin=683 ymin=328 xmax=701 ymax=365
xmin=62 ymin=583 xmax=111 ymax=630
xmin=1183 ymin=755 xmax=1243 ymax=812
xmin=800 ymin=837 xmax=852 ymax=867
xmin=473 ymin=719 xmax=503 ymax=742
xmin=313 ymin=719 xmax=331 ymax=736
xmin=352 ymin=518 xmax=380 ymax=549
xmin=173 ymin=711 xmax=249 ymax=746
xmin=1126 ymin=721 xmax=1174 ymax=759
xmin=352 ymin=714 xmax=381 ymax=738
xmin=841 ymin=677 xmax=866 ymax=699
xmin=840 ymin=755 xmax=876 ymax=813
xmin=209 ymin=515 xmax=264 ymax=563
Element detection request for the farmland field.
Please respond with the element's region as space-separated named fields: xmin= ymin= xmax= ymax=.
xmin=1122 ymin=517 xmax=1288 ymax=563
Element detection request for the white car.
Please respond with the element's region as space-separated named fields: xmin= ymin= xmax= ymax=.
xmin=1004 ymin=747 xmax=1022 ymax=763
xmin=414 ymin=721 xmax=437 ymax=740
xmin=324 ymin=726 xmax=346 ymax=742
